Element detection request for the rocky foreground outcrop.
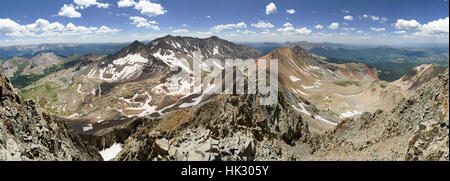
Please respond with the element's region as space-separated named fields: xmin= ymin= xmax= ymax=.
xmin=114 ymin=84 xmax=339 ymax=161
xmin=307 ymin=69 xmax=449 ymax=161
xmin=114 ymin=69 xmax=449 ymax=161
xmin=0 ymin=73 xmax=102 ymax=161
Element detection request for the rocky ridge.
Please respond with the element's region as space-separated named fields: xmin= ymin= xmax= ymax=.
xmin=0 ymin=72 xmax=102 ymax=161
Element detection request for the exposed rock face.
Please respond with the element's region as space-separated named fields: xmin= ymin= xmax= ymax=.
xmin=307 ymin=69 xmax=449 ymax=161
xmin=114 ymin=84 xmax=336 ymax=161
xmin=0 ymin=72 xmax=102 ymax=161
xmin=394 ymin=64 xmax=446 ymax=91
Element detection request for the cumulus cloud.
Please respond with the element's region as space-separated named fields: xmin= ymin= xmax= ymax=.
xmin=266 ymin=3 xmax=277 ymax=15
xmin=0 ymin=18 xmax=119 ymax=37
xmin=294 ymin=27 xmax=312 ymax=35
xmin=95 ymin=26 xmax=120 ymax=34
xmin=314 ymin=25 xmax=324 ymax=29
xmin=369 ymin=16 xmax=388 ymax=23
xmin=342 ymin=10 xmax=350 ymax=13
xmin=393 ymin=17 xmax=448 ymax=37
xmin=286 ymin=9 xmax=296 ymax=14
xmin=58 ymin=4 xmax=82 ymax=18
xmin=242 ymin=30 xmax=256 ymax=34
xmin=414 ymin=17 xmax=449 ymax=37
xmin=172 ymin=29 xmax=189 ymax=33
xmin=344 ymin=15 xmax=354 ymax=21
xmin=394 ymin=19 xmax=421 ymax=30
xmin=74 ymin=0 xmax=109 ymax=9
xmin=328 ymin=22 xmax=339 ymax=30
xmin=118 ymin=0 xmax=136 ymax=7
xmin=130 ymin=16 xmax=159 ymax=30
xmin=370 ymin=27 xmax=386 ymax=32
xmin=342 ymin=27 xmax=356 ymax=31
xmin=261 ymin=29 xmax=271 ymax=35
xmin=394 ymin=30 xmax=407 ymax=34
xmin=211 ymin=22 xmax=247 ymax=32
xmin=118 ymin=0 xmax=167 ymax=17
xmin=251 ymin=20 xmax=274 ymax=29
xmin=277 ymin=23 xmax=312 ymax=35
xmin=0 ymin=18 xmax=21 ymax=35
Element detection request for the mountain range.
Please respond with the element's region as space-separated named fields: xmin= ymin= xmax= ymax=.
xmin=0 ymin=35 xmax=448 ymax=161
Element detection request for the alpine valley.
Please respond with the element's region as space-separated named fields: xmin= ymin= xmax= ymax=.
xmin=1 ymin=35 xmax=448 ymax=161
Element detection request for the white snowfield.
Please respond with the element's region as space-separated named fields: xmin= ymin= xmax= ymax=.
xmin=118 ymin=92 xmax=157 ymax=118
xmin=99 ymin=143 xmax=123 ymax=161
xmin=152 ymin=75 xmax=193 ymax=96
xmin=97 ymin=53 xmax=149 ymax=81
xmin=153 ymin=50 xmax=192 ymax=74
xmin=290 ymin=75 xmax=301 ymax=82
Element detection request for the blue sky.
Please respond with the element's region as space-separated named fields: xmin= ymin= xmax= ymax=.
xmin=0 ymin=0 xmax=449 ymax=46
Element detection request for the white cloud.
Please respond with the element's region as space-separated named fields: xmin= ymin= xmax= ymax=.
xmin=95 ymin=26 xmax=120 ymax=34
xmin=172 ymin=29 xmax=189 ymax=33
xmin=314 ymin=25 xmax=324 ymax=29
xmin=58 ymin=4 xmax=82 ymax=18
xmin=394 ymin=30 xmax=407 ymax=34
xmin=251 ymin=20 xmax=274 ymax=29
xmin=130 ymin=16 xmax=159 ymax=30
xmin=328 ymin=22 xmax=339 ymax=30
xmin=277 ymin=23 xmax=311 ymax=35
xmin=394 ymin=19 xmax=421 ymax=30
xmin=242 ymin=30 xmax=256 ymax=34
xmin=344 ymin=15 xmax=354 ymax=21
xmin=342 ymin=10 xmax=350 ymax=13
xmin=266 ymin=3 xmax=277 ymax=15
xmin=118 ymin=0 xmax=136 ymax=7
xmin=206 ymin=16 xmax=211 ymax=19
xmin=370 ymin=16 xmax=379 ymax=21
xmin=370 ymin=27 xmax=386 ymax=32
xmin=118 ymin=0 xmax=166 ymax=17
xmin=74 ymin=0 xmax=109 ymax=9
xmin=286 ymin=9 xmax=296 ymax=14
xmin=414 ymin=17 xmax=449 ymax=37
xmin=295 ymin=27 xmax=312 ymax=35
xmin=211 ymin=22 xmax=247 ymax=32
xmin=362 ymin=14 xmax=369 ymax=18
xmin=261 ymin=29 xmax=271 ymax=35
xmin=342 ymin=27 xmax=356 ymax=31
xmin=283 ymin=22 xmax=293 ymax=27
xmin=357 ymin=30 xmax=364 ymax=33
xmin=0 ymin=18 xmax=21 ymax=35
xmin=370 ymin=16 xmax=387 ymax=23
xmin=0 ymin=18 xmax=119 ymax=37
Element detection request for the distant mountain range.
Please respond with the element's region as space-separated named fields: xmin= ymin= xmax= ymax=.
xmin=0 ymin=43 xmax=129 ymax=60
xmin=244 ymin=41 xmax=449 ymax=81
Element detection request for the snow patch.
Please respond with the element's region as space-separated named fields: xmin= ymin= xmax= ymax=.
xmin=292 ymin=103 xmax=312 ymax=116
xmin=99 ymin=143 xmax=123 ymax=161
xmin=83 ymin=124 xmax=93 ymax=132
xmin=153 ymin=50 xmax=192 ymax=74
xmin=340 ymin=111 xmax=362 ymax=118
xmin=315 ymin=116 xmax=337 ymax=126
xmin=289 ymin=76 xmax=301 ymax=82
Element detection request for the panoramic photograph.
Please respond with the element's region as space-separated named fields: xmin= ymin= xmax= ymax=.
xmin=0 ymin=0 xmax=448 ymax=168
